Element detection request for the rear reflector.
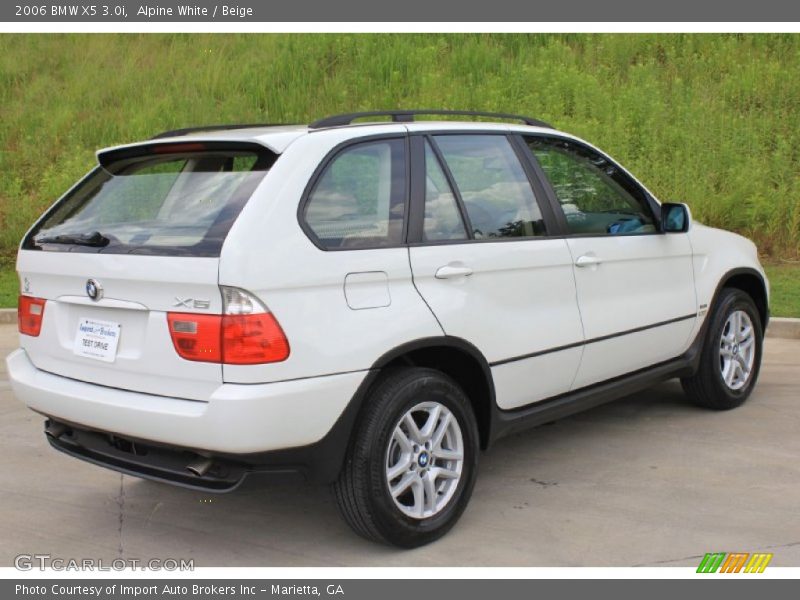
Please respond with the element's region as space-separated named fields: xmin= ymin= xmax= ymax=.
xmin=167 ymin=312 xmax=289 ymax=365
xmin=18 ymin=295 xmax=46 ymax=337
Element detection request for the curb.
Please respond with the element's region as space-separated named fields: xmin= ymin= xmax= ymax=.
xmin=0 ymin=307 xmax=798 ymax=338
xmin=767 ymin=317 xmax=800 ymax=340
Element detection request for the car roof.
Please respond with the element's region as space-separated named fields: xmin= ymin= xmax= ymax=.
xmin=99 ymin=117 xmax=568 ymax=157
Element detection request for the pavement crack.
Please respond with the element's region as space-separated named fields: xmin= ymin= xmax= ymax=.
xmin=631 ymin=553 xmax=705 ymax=567
xmin=146 ymin=501 xmax=163 ymax=526
xmin=530 ymin=478 xmax=558 ymax=487
xmin=632 ymin=541 xmax=800 ymax=567
xmin=758 ymin=540 xmax=800 ymax=550
xmin=117 ymin=474 xmax=125 ymax=558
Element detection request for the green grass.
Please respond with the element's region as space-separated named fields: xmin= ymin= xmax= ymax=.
xmin=0 ymin=267 xmax=17 ymax=310
xmin=764 ymin=263 xmax=800 ymax=318
xmin=0 ymin=34 xmax=798 ymax=314
xmin=0 ymin=34 xmax=798 ymax=258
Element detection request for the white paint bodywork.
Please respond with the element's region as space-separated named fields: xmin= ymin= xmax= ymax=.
xmin=685 ymin=222 xmax=767 ymax=342
xmin=410 ymin=239 xmax=584 ymax=408
xmin=7 ymin=347 xmax=363 ymax=453
xmin=217 ymin=125 xmax=443 ymax=385
xmin=14 ymin=253 xmax=224 ymax=400
xmin=564 ymin=233 xmax=697 ymax=389
xmin=6 ymin=121 xmax=768 ymax=453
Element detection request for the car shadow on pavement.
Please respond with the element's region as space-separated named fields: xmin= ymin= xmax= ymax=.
xmin=108 ymin=380 xmax=698 ymax=565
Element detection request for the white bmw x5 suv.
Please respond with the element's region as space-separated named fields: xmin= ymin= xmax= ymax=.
xmin=7 ymin=110 xmax=768 ymax=547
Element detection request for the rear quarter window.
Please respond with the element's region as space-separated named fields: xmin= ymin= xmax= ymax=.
xmin=302 ymin=138 xmax=407 ymax=250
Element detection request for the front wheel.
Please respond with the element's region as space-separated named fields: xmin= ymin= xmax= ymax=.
xmin=333 ymin=367 xmax=479 ymax=547
xmin=682 ymin=288 xmax=763 ymax=410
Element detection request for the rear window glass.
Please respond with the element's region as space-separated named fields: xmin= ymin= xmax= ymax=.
xmin=24 ymin=143 xmax=275 ymax=256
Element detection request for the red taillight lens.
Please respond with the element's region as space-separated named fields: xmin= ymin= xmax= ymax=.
xmin=222 ymin=313 xmax=290 ymax=365
xmin=18 ymin=295 xmax=46 ymax=337
xmin=166 ymin=312 xmax=289 ymax=365
xmin=167 ymin=313 xmax=222 ymax=363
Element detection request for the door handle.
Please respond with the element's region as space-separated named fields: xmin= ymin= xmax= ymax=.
xmin=575 ymin=254 xmax=602 ymax=268
xmin=435 ymin=265 xmax=474 ymax=279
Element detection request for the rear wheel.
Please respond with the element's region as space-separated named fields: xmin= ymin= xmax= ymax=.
xmin=682 ymin=288 xmax=763 ymax=410
xmin=333 ymin=367 xmax=479 ymax=547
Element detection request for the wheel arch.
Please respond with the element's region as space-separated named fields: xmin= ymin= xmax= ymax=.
xmin=369 ymin=336 xmax=496 ymax=450
xmin=716 ymin=267 xmax=769 ymax=329
xmin=686 ymin=267 xmax=769 ymax=370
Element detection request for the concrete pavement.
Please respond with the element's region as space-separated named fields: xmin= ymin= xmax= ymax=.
xmin=1 ymin=323 xmax=798 ymax=567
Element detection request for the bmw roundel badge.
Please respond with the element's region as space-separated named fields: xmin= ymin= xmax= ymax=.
xmin=86 ymin=278 xmax=103 ymax=301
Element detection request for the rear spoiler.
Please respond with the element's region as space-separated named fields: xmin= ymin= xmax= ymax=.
xmin=97 ymin=141 xmax=276 ymax=172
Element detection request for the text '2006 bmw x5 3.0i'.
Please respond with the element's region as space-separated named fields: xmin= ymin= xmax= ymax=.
xmin=7 ymin=110 xmax=769 ymax=547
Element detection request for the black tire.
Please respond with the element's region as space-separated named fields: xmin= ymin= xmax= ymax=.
xmin=681 ymin=288 xmax=763 ymax=410
xmin=333 ymin=367 xmax=480 ymax=547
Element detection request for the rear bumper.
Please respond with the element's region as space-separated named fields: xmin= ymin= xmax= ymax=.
xmin=6 ymin=349 xmax=367 ymax=476
xmin=45 ymin=420 xmax=250 ymax=492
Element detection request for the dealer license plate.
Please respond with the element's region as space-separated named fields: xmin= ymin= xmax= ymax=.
xmin=73 ymin=317 xmax=121 ymax=363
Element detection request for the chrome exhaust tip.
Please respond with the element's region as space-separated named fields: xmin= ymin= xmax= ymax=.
xmin=186 ymin=456 xmax=214 ymax=477
xmin=45 ymin=421 xmax=67 ymax=440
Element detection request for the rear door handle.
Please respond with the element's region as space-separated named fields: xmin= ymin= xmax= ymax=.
xmin=575 ymin=255 xmax=602 ymax=268
xmin=435 ymin=265 xmax=474 ymax=279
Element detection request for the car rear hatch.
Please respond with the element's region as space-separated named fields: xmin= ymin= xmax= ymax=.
xmin=16 ymin=140 xmax=277 ymax=401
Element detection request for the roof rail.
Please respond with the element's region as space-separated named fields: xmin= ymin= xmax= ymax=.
xmin=151 ymin=123 xmax=293 ymax=139
xmin=308 ymin=110 xmax=553 ymax=130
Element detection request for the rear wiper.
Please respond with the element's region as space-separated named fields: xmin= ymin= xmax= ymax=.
xmin=36 ymin=231 xmax=110 ymax=247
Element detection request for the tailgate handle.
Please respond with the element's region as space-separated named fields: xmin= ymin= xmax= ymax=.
xmin=55 ymin=295 xmax=148 ymax=310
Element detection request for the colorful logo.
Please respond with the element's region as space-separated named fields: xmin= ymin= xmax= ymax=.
xmin=697 ymin=552 xmax=773 ymax=573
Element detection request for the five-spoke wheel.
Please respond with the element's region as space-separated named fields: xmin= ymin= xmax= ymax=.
xmin=718 ymin=310 xmax=757 ymax=391
xmin=386 ymin=402 xmax=464 ymax=519
xmin=333 ymin=368 xmax=479 ymax=547
xmin=683 ymin=288 xmax=763 ymax=410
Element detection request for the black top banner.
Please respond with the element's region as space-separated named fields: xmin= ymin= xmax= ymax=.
xmin=3 ymin=0 xmax=800 ymax=22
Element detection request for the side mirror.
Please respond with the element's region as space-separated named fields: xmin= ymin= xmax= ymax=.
xmin=661 ymin=202 xmax=691 ymax=233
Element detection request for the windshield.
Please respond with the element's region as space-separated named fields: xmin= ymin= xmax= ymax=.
xmin=25 ymin=143 xmax=276 ymax=256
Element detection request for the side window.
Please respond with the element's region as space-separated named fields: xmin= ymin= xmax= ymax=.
xmin=304 ymin=139 xmax=406 ymax=249
xmin=433 ymin=135 xmax=546 ymax=239
xmin=526 ymin=137 xmax=656 ymax=236
xmin=423 ymin=141 xmax=467 ymax=241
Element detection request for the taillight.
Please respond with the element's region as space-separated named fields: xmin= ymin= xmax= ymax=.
xmin=221 ymin=313 xmax=290 ymax=364
xmin=167 ymin=287 xmax=289 ymax=365
xmin=18 ymin=295 xmax=46 ymax=337
xmin=167 ymin=313 xmax=222 ymax=362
